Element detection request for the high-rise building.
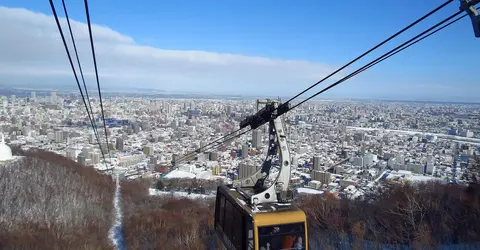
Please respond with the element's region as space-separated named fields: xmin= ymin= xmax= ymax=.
xmin=88 ymin=152 xmax=100 ymax=164
xmin=116 ymin=137 xmax=124 ymax=151
xmin=172 ymin=154 xmax=180 ymax=163
xmin=203 ymin=152 xmax=210 ymax=161
xmin=209 ymin=152 xmax=219 ymax=161
xmin=352 ymin=157 xmax=364 ymax=167
xmin=21 ymin=127 xmax=30 ymax=136
xmin=291 ymin=154 xmax=299 ymax=168
xmin=242 ymin=144 xmax=249 ymax=159
xmin=252 ymin=129 xmax=262 ymax=149
xmin=312 ymin=170 xmax=331 ymax=185
xmin=51 ymin=92 xmax=56 ymax=102
xmin=132 ymin=123 xmax=140 ymax=133
xmin=426 ymin=157 xmax=435 ymax=175
xmin=10 ymin=95 xmax=16 ymax=104
xmin=99 ymin=143 xmax=108 ymax=155
xmin=143 ymin=145 xmax=154 ymax=156
xmin=238 ymin=163 xmax=256 ymax=179
xmin=92 ymin=152 xmax=100 ymax=164
xmin=353 ymin=133 xmax=364 ymax=142
xmin=363 ymin=153 xmax=374 ymax=167
xmin=54 ymin=130 xmax=63 ymax=143
xmin=313 ymin=156 xmax=322 ymax=170
xmin=212 ymin=165 xmax=222 ymax=175
xmin=77 ymin=153 xmax=86 ymax=165
xmin=66 ymin=150 xmax=76 ymax=161
xmin=150 ymin=156 xmax=157 ymax=165
xmin=334 ymin=166 xmax=344 ymax=174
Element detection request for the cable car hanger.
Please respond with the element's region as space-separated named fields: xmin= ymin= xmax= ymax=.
xmin=232 ymin=99 xmax=293 ymax=209
xmin=460 ymin=0 xmax=480 ymax=37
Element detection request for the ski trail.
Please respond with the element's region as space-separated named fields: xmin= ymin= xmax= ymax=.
xmin=109 ymin=175 xmax=126 ymax=250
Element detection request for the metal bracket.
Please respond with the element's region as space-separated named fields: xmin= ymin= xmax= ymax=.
xmin=233 ymin=99 xmax=292 ymax=205
xmin=460 ymin=0 xmax=480 ymax=37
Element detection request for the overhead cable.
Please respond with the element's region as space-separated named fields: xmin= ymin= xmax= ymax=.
xmin=84 ymin=0 xmax=112 ymax=162
xmin=283 ymin=0 xmax=455 ymax=105
xmin=174 ymin=8 xmax=467 ymax=164
xmin=48 ymin=0 xmax=108 ymax=167
xmin=289 ymin=9 xmax=464 ymax=111
xmin=316 ymin=7 xmax=477 ymax=97
xmin=60 ymin=0 xmax=105 ymax=163
xmin=174 ymin=128 xmax=249 ymax=164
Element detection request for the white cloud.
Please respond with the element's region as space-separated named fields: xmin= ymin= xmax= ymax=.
xmin=0 ymin=6 xmax=337 ymax=96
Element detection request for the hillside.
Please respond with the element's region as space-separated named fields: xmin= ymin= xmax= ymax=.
xmin=0 ymin=149 xmax=115 ymax=249
xmin=298 ymin=181 xmax=480 ymax=249
xmin=1 ymin=149 xmax=479 ymax=249
xmin=120 ymin=179 xmax=215 ymax=250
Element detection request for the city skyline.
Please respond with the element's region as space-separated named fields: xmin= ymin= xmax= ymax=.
xmin=0 ymin=1 xmax=479 ymax=102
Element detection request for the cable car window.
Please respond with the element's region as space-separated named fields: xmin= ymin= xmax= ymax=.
xmin=217 ymin=195 xmax=226 ymax=230
xmin=258 ymin=223 xmax=305 ymax=250
xmin=246 ymin=219 xmax=254 ymax=250
xmin=224 ymin=199 xmax=234 ymax=240
xmin=232 ymin=207 xmax=244 ymax=249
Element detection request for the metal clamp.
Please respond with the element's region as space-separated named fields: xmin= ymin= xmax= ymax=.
xmin=460 ymin=0 xmax=480 ymax=37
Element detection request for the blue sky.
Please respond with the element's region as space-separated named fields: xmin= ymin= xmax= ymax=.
xmin=1 ymin=0 xmax=479 ymax=102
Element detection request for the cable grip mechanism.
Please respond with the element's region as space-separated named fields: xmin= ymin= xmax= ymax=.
xmin=460 ymin=0 xmax=480 ymax=37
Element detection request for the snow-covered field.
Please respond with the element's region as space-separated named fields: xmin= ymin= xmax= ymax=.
xmin=150 ymin=187 xmax=325 ymax=198
xmin=297 ymin=187 xmax=324 ymax=195
xmin=149 ymin=188 xmax=216 ymax=199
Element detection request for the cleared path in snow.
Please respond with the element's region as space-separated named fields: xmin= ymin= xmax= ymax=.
xmin=109 ymin=176 xmax=126 ymax=250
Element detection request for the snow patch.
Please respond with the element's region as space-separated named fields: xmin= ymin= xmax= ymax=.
xmin=297 ymin=187 xmax=324 ymax=195
xmin=149 ymin=188 xmax=215 ymax=199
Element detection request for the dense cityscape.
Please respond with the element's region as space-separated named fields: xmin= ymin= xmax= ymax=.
xmin=1 ymin=90 xmax=479 ymax=200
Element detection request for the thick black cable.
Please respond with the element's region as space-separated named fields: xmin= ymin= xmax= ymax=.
xmin=334 ymin=10 xmax=473 ymax=93
xmin=174 ymin=127 xmax=246 ymax=164
xmin=176 ymin=6 xmax=458 ymax=162
xmin=48 ymin=0 xmax=108 ymax=167
xmin=175 ymin=128 xmax=253 ymax=164
xmin=174 ymin=1 xmax=459 ymax=165
xmin=61 ymin=0 xmax=104 ymax=163
xmin=284 ymin=0 xmax=454 ymax=104
xmin=84 ymin=0 xmax=112 ymax=163
xmin=289 ymin=10 xmax=464 ymax=111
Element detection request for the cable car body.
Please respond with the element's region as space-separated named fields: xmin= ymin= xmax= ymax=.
xmin=215 ymin=185 xmax=308 ymax=250
xmin=214 ymin=99 xmax=308 ymax=250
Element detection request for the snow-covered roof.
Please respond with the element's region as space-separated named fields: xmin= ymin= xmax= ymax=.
xmin=164 ymin=169 xmax=196 ymax=179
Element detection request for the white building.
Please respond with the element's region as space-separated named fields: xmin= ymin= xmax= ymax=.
xmin=0 ymin=134 xmax=14 ymax=162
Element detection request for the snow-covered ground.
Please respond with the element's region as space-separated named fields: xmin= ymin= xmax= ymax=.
xmin=149 ymin=188 xmax=215 ymax=199
xmin=297 ymin=187 xmax=324 ymax=195
xmin=409 ymin=175 xmax=443 ymax=183
xmin=109 ymin=176 xmax=125 ymax=250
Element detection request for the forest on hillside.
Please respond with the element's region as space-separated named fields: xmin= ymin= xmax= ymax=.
xmin=0 ymin=149 xmax=115 ymax=249
xmin=1 ymin=148 xmax=479 ymax=249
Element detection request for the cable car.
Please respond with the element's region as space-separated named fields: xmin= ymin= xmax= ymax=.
xmin=215 ymin=185 xmax=308 ymax=250
xmin=215 ymin=99 xmax=308 ymax=250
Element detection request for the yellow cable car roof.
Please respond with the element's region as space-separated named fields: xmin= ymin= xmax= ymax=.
xmin=219 ymin=185 xmax=307 ymax=227
xmin=252 ymin=209 xmax=307 ymax=227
